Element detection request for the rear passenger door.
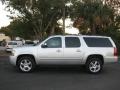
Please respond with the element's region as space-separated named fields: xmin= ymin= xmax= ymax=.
xmin=63 ymin=37 xmax=83 ymax=63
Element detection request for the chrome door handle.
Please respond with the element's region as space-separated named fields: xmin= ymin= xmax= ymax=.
xmin=76 ymin=49 xmax=81 ymax=52
xmin=56 ymin=49 xmax=61 ymax=52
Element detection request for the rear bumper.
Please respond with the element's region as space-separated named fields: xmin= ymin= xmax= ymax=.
xmin=104 ymin=56 xmax=118 ymax=63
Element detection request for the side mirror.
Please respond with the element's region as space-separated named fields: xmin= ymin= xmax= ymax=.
xmin=41 ymin=43 xmax=48 ymax=48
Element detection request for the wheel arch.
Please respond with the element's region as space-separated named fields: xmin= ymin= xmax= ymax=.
xmin=16 ymin=54 xmax=36 ymax=66
xmin=86 ymin=54 xmax=104 ymax=65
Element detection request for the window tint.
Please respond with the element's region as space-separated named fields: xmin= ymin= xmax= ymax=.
xmin=65 ymin=37 xmax=80 ymax=48
xmin=83 ymin=37 xmax=113 ymax=47
xmin=45 ymin=37 xmax=62 ymax=48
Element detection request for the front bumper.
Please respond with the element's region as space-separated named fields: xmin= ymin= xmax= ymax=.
xmin=9 ymin=55 xmax=17 ymax=66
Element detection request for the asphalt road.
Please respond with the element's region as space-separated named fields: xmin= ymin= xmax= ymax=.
xmin=0 ymin=56 xmax=120 ymax=90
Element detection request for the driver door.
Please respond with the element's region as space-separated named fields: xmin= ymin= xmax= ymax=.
xmin=37 ymin=37 xmax=63 ymax=63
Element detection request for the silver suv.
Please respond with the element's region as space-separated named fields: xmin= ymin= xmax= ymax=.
xmin=9 ymin=35 xmax=118 ymax=73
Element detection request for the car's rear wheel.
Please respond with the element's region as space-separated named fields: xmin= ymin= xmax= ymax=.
xmin=86 ymin=57 xmax=103 ymax=74
xmin=17 ymin=56 xmax=36 ymax=73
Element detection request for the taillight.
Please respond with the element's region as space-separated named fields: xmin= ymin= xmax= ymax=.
xmin=114 ymin=47 xmax=118 ymax=56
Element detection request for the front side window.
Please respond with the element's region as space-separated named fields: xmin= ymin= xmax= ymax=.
xmin=65 ymin=37 xmax=80 ymax=48
xmin=45 ymin=37 xmax=62 ymax=48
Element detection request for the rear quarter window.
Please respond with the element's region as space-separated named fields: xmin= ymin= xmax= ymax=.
xmin=83 ymin=37 xmax=113 ymax=47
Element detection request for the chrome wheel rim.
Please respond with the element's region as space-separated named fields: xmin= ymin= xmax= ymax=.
xmin=89 ymin=61 xmax=101 ymax=73
xmin=20 ymin=59 xmax=32 ymax=72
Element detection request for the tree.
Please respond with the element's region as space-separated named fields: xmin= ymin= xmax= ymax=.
xmin=0 ymin=27 xmax=11 ymax=37
xmin=71 ymin=0 xmax=116 ymax=35
xmin=0 ymin=18 xmax=34 ymax=39
xmin=103 ymin=0 xmax=120 ymax=14
xmin=1 ymin=0 xmax=71 ymax=40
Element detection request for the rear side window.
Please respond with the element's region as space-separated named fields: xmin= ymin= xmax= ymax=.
xmin=65 ymin=37 xmax=80 ymax=48
xmin=83 ymin=37 xmax=113 ymax=47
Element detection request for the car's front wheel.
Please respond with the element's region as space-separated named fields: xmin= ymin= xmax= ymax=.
xmin=17 ymin=56 xmax=36 ymax=73
xmin=86 ymin=57 xmax=103 ymax=74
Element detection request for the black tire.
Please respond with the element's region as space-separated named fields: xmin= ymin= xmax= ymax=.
xmin=17 ymin=56 xmax=36 ymax=73
xmin=86 ymin=57 xmax=103 ymax=74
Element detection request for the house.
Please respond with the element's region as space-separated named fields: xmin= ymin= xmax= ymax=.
xmin=0 ymin=33 xmax=11 ymax=41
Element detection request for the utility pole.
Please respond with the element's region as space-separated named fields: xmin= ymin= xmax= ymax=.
xmin=62 ymin=0 xmax=65 ymax=35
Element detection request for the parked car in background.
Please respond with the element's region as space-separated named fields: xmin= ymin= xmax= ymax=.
xmin=9 ymin=35 xmax=118 ymax=73
xmin=24 ymin=40 xmax=35 ymax=46
xmin=6 ymin=40 xmax=23 ymax=52
xmin=6 ymin=41 xmax=18 ymax=52
xmin=15 ymin=40 xmax=23 ymax=46
xmin=33 ymin=40 xmax=39 ymax=44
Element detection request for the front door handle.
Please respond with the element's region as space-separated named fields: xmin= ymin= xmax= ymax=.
xmin=56 ymin=49 xmax=61 ymax=52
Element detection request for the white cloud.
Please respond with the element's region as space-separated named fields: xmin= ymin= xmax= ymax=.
xmin=0 ymin=2 xmax=11 ymax=28
xmin=58 ymin=18 xmax=79 ymax=34
xmin=65 ymin=26 xmax=79 ymax=34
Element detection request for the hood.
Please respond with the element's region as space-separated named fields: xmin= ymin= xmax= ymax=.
xmin=13 ymin=46 xmax=36 ymax=54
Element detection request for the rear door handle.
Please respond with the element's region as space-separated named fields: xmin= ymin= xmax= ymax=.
xmin=76 ymin=49 xmax=81 ymax=52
